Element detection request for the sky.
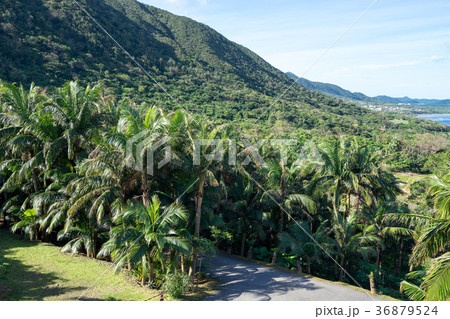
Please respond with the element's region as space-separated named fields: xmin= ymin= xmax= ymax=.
xmin=138 ymin=0 xmax=450 ymax=99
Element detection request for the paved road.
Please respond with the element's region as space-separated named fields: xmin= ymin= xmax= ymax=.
xmin=203 ymin=254 xmax=385 ymax=301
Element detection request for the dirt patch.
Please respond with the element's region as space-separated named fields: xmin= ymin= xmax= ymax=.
xmin=0 ymin=282 xmax=11 ymax=298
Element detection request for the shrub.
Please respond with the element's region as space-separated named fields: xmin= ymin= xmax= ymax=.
xmin=253 ymin=246 xmax=272 ymax=262
xmin=162 ymin=272 xmax=192 ymax=298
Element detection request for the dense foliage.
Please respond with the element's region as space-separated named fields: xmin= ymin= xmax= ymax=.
xmin=1 ymin=82 xmax=449 ymax=300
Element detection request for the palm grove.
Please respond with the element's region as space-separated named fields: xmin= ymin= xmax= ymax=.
xmin=0 ymin=81 xmax=449 ymax=300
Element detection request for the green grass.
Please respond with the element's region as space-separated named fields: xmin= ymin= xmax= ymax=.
xmin=395 ymin=173 xmax=429 ymax=197
xmin=0 ymin=230 xmax=157 ymax=301
xmin=395 ymin=173 xmax=429 ymax=185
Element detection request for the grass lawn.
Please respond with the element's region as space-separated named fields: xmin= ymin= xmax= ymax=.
xmin=0 ymin=229 xmax=157 ymax=301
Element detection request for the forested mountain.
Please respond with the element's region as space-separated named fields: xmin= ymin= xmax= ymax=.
xmin=0 ymin=0 xmax=448 ymax=135
xmin=375 ymin=95 xmax=450 ymax=107
xmin=286 ymin=72 xmax=450 ymax=108
xmin=285 ymin=72 xmax=376 ymax=103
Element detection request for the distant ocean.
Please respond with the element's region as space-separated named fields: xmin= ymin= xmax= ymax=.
xmin=416 ymin=114 xmax=450 ymax=126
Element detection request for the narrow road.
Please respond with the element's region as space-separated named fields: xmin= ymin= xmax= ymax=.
xmin=203 ymin=254 xmax=385 ymax=301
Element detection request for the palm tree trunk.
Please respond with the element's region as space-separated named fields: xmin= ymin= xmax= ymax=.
xmin=271 ymin=250 xmax=278 ymax=265
xmin=32 ymin=168 xmax=39 ymax=192
xmin=338 ymin=255 xmax=345 ymax=281
xmin=355 ymin=195 xmax=361 ymax=214
xmin=189 ymin=249 xmax=196 ymax=277
xmin=194 ymin=176 xmax=205 ymax=237
xmin=142 ymin=172 xmax=149 ymax=207
xmin=240 ymin=231 xmax=246 ymax=256
xmin=369 ymin=271 xmax=377 ymax=294
xmin=396 ymin=239 xmax=403 ymax=274
xmin=181 ymin=254 xmax=186 ymax=273
xmin=307 ymin=257 xmax=311 ymax=274
xmin=332 ymin=197 xmax=339 ymax=220
xmin=148 ymin=254 xmax=155 ymax=281
xmin=194 ymin=195 xmax=203 ymax=237
xmin=92 ymin=235 xmax=97 ymax=259
xmin=375 ymin=244 xmax=382 ymax=270
xmin=296 ymin=259 xmax=302 ymax=273
xmin=190 ymin=178 xmax=205 ymax=277
xmin=126 ymin=243 xmax=131 ymax=270
xmin=247 ymin=245 xmax=253 ymax=260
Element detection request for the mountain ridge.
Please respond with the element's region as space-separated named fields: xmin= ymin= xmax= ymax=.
xmin=285 ymin=72 xmax=450 ymax=107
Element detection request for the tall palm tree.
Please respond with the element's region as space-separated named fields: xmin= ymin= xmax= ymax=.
xmin=227 ymin=175 xmax=264 ymax=256
xmin=258 ymin=148 xmax=316 ymax=263
xmin=44 ymin=81 xmax=114 ymax=163
xmin=0 ymin=83 xmax=50 ymax=194
xmin=313 ymin=138 xmax=353 ymax=219
xmin=185 ymin=119 xmax=229 ymax=275
xmin=120 ymin=104 xmax=169 ymax=206
xmin=362 ymin=201 xmax=413 ymax=271
xmin=313 ymin=137 xmax=399 ymax=220
xmin=265 ymin=155 xmax=316 ymax=222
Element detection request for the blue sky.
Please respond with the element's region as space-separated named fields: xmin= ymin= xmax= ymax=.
xmin=139 ymin=0 xmax=450 ymax=99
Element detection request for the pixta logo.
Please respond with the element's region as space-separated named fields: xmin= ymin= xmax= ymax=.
xmin=125 ymin=131 xmax=171 ymax=176
xmin=125 ymin=134 xmax=322 ymax=175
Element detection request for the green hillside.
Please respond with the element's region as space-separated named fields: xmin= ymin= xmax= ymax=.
xmin=0 ymin=0 xmax=448 ymax=135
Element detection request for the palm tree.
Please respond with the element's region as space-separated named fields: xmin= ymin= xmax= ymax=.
xmin=265 ymin=155 xmax=316 ymax=222
xmin=98 ymin=195 xmax=190 ymax=285
xmin=278 ymin=221 xmax=332 ymax=274
xmin=227 ymin=175 xmax=264 ymax=256
xmin=313 ymin=137 xmax=399 ymax=219
xmin=259 ymin=149 xmax=316 ymax=262
xmin=313 ymin=138 xmax=353 ymax=219
xmin=362 ymin=201 xmax=413 ymax=271
xmin=11 ymin=208 xmax=41 ymax=241
xmin=401 ymin=253 xmax=450 ymax=301
xmin=121 ymin=104 xmax=169 ymax=206
xmin=44 ymin=81 xmax=114 ymax=163
xmin=0 ymin=83 xmax=63 ymax=240
xmin=400 ymin=174 xmax=450 ymax=301
xmin=185 ymin=119 xmax=229 ymax=275
xmin=58 ymin=214 xmax=107 ymax=258
xmin=332 ymin=213 xmax=380 ymax=282
xmin=0 ymin=83 xmax=49 ymax=194
xmin=429 ymin=174 xmax=450 ymax=219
